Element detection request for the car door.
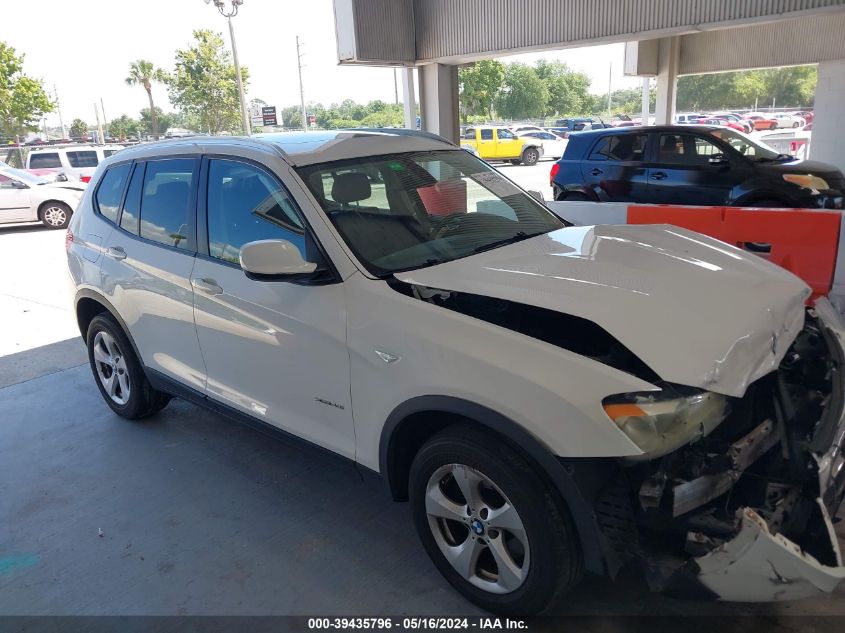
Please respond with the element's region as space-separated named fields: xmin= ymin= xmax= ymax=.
xmin=495 ymin=128 xmax=521 ymax=159
xmin=579 ymin=132 xmax=650 ymax=202
xmin=477 ymin=128 xmax=495 ymax=158
xmin=98 ymin=157 xmax=207 ymax=392
xmin=190 ymin=156 xmax=355 ymax=459
xmin=647 ymin=133 xmax=746 ymax=206
xmin=0 ymin=173 xmax=34 ymax=222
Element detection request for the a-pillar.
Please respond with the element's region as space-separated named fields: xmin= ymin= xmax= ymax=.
xmin=418 ymin=63 xmax=459 ymax=143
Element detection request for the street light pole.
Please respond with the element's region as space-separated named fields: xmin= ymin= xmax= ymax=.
xmin=206 ymin=0 xmax=251 ymax=136
xmin=296 ymin=36 xmax=307 ymax=132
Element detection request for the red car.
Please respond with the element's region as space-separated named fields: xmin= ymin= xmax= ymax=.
xmin=696 ymin=117 xmax=745 ymax=132
xmin=743 ymin=114 xmax=779 ymax=131
xmin=793 ymin=110 xmax=814 ymax=124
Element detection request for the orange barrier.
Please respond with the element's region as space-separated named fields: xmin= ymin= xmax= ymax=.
xmin=627 ymin=205 xmax=841 ymax=300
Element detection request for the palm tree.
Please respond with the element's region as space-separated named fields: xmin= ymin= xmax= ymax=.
xmin=126 ymin=60 xmax=168 ymax=138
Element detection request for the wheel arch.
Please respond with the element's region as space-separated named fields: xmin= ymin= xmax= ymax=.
xmin=37 ymin=198 xmax=72 ymax=219
xmin=75 ymin=289 xmax=145 ymax=366
xmin=379 ymin=395 xmax=607 ymax=575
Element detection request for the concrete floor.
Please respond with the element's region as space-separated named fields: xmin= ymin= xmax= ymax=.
xmin=2 ymin=212 xmax=845 ymax=623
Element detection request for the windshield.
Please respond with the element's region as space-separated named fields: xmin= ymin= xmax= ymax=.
xmin=2 ymin=168 xmax=48 ymax=185
xmin=297 ymin=150 xmax=565 ymax=276
xmin=707 ymin=128 xmax=784 ymax=161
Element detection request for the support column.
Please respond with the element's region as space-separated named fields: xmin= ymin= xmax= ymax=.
xmin=401 ymin=67 xmax=416 ymax=130
xmin=418 ymin=63 xmax=459 ymax=143
xmin=654 ymin=37 xmax=680 ymax=125
xmin=809 ymin=59 xmax=845 ymax=174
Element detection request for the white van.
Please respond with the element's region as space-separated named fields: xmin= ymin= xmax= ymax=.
xmin=26 ymin=145 xmax=125 ymax=182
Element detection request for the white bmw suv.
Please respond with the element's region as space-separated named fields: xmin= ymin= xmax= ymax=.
xmin=67 ymin=130 xmax=845 ymax=614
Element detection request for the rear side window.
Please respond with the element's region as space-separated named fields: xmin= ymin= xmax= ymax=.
xmin=139 ymin=158 xmax=197 ymax=251
xmin=119 ymin=163 xmax=145 ymax=235
xmin=206 ymin=159 xmax=306 ymax=264
xmin=102 ymin=149 xmax=119 ymax=158
xmin=463 ymin=128 xmax=475 ymax=140
xmin=67 ymin=151 xmax=98 ymax=168
xmin=589 ymin=134 xmax=648 ymax=162
xmin=29 ymin=153 xmax=61 ymax=168
xmin=94 ymin=163 xmax=132 ymax=223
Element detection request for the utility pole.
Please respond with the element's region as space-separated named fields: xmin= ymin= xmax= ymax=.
xmin=54 ymin=84 xmax=66 ymax=138
xmin=607 ymin=62 xmax=612 ymax=119
xmin=205 ymin=0 xmax=250 ymax=135
xmin=296 ymin=36 xmax=307 ymax=132
xmin=94 ymin=103 xmax=104 ymax=145
xmin=100 ymin=97 xmax=108 ymax=138
xmin=393 ymin=68 xmax=399 ymax=105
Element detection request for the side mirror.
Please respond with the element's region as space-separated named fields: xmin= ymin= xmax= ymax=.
xmin=708 ymin=153 xmax=729 ymax=165
xmin=11 ymin=180 xmax=28 ymax=189
xmin=527 ymin=189 xmax=545 ymax=202
xmin=239 ymin=239 xmax=317 ymax=277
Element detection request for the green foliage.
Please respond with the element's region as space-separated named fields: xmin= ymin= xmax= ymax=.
xmin=109 ymin=115 xmax=140 ymax=139
xmin=167 ymin=30 xmax=249 ymax=134
xmin=494 ymin=63 xmax=549 ymax=120
xmin=140 ymin=107 xmax=172 ymax=135
xmin=69 ymin=118 xmax=88 ymax=138
xmin=534 ymin=60 xmax=591 ymax=117
xmin=126 ymin=59 xmax=168 ymax=136
xmin=677 ymin=65 xmax=816 ymax=111
xmin=280 ymin=105 xmax=302 ymax=128
xmin=0 ymin=42 xmax=53 ymax=138
xmin=459 ymin=60 xmax=505 ymax=121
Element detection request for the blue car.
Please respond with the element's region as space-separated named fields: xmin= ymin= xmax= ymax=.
xmin=550 ymin=125 xmax=844 ymax=208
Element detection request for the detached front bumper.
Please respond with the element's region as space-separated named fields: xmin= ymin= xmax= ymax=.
xmin=692 ymin=297 xmax=845 ymax=601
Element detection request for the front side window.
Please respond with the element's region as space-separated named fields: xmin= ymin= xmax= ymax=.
xmin=589 ymin=134 xmax=648 ymax=162
xmin=707 ymin=128 xmax=783 ymax=161
xmin=29 ymin=153 xmax=61 ymax=169
xmin=206 ymin=159 xmax=305 ymax=264
xmin=139 ymin=158 xmax=197 ymax=251
xmin=297 ymin=150 xmax=564 ymax=276
xmin=95 ymin=163 xmax=132 ymax=223
xmin=497 ymin=128 xmax=515 ymax=140
xmin=67 ymin=151 xmax=98 ymax=168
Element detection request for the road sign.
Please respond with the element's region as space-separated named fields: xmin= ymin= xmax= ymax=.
xmin=249 ymin=107 xmax=263 ymax=126
xmin=262 ymin=106 xmax=278 ymax=127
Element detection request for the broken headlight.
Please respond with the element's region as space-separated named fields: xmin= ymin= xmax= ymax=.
xmin=602 ymin=387 xmax=730 ymax=461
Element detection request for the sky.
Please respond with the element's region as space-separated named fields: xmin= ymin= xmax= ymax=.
xmin=1 ymin=0 xmax=642 ymax=129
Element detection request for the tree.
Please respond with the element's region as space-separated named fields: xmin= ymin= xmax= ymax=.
xmin=0 ymin=42 xmax=53 ymax=140
xmin=494 ymin=63 xmax=548 ymax=120
xmin=459 ymin=60 xmax=504 ymax=121
xmin=140 ymin=107 xmax=173 ymax=135
xmin=125 ymin=60 xmax=168 ymax=138
xmin=280 ymin=105 xmax=301 ymax=129
xmin=533 ymin=60 xmax=591 ymax=117
xmin=69 ymin=118 xmax=88 ymax=138
xmin=109 ymin=115 xmax=140 ymax=140
xmin=167 ymin=30 xmax=249 ymax=134
xmin=676 ymin=65 xmax=817 ymax=111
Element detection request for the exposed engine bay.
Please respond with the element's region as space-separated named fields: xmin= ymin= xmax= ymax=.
xmin=596 ymin=306 xmax=845 ymax=599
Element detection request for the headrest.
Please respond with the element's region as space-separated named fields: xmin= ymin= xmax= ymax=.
xmin=331 ymin=172 xmax=371 ymax=204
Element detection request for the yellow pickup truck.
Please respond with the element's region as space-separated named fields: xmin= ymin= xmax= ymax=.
xmin=460 ymin=126 xmax=542 ymax=165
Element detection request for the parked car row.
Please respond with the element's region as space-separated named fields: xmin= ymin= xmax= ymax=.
xmin=551 ymin=124 xmax=843 ymax=209
xmin=676 ymin=111 xmax=812 ymax=131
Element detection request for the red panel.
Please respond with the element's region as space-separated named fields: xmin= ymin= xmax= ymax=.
xmin=417 ymin=179 xmax=468 ymax=217
xmin=627 ymin=205 xmax=841 ymax=300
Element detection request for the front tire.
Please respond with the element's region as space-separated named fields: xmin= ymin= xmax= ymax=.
xmin=86 ymin=314 xmax=171 ymax=419
xmin=409 ymin=426 xmax=582 ymax=616
xmin=520 ymin=147 xmax=539 ymax=166
xmin=39 ymin=201 xmax=72 ymax=229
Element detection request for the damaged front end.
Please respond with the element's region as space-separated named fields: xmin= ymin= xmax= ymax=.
xmin=595 ymin=298 xmax=845 ymax=601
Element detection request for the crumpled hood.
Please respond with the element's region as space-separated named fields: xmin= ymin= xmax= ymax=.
xmin=395 ymin=224 xmax=810 ymax=398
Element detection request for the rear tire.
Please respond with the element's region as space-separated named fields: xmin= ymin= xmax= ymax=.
xmin=520 ymin=147 xmax=539 ymax=166
xmin=409 ymin=426 xmax=582 ymax=616
xmin=86 ymin=314 xmax=172 ymax=419
xmin=792 ymin=122 xmax=800 ymax=128
xmin=39 ymin=201 xmax=72 ymax=229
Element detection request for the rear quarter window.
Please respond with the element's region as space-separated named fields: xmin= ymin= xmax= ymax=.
xmin=94 ymin=163 xmax=132 ymax=224
xmin=29 ymin=153 xmax=62 ymax=169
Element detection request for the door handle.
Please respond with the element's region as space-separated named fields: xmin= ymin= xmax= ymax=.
xmin=591 ymin=168 xmax=604 ymax=176
xmin=191 ymin=278 xmax=223 ymax=295
xmin=105 ymin=246 xmax=126 ymax=260
xmin=650 ymin=172 xmax=668 ymax=181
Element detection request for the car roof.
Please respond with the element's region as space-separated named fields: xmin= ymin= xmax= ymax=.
xmin=571 ymin=125 xmax=722 ymax=138
xmin=29 ymin=144 xmax=122 ymax=153
xmin=103 ymin=129 xmax=457 ymax=167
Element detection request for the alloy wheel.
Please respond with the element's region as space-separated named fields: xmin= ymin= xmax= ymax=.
xmin=92 ymin=330 xmax=131 ymax=405
xmin=43 ymin=206 xmax=67 ymax=227
xmin=425 ymin=463 xmax=530 ymax=594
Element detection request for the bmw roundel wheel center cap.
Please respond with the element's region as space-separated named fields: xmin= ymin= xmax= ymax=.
xmin=470 ymin=518 xmax=485 ymax=536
